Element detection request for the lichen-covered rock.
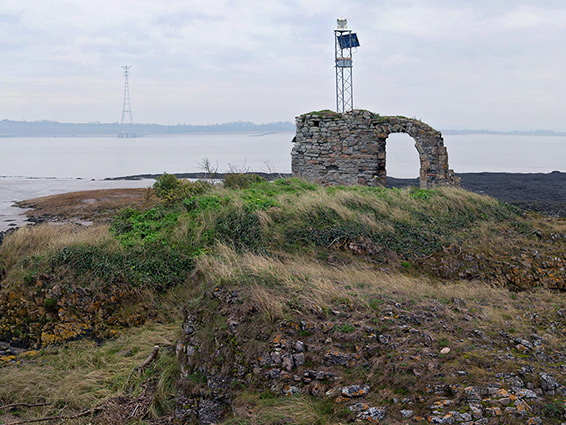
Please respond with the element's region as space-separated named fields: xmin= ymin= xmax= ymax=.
xmin=341 ymin=384 xmax=370 ymax=398
xmin=0 ymin=275 xmax=153 ymax=347
xmin=355 ymin=406 xmax=386 ymax=422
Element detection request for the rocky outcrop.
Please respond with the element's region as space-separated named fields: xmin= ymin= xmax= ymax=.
xmin=292 ymin=110 xmax=460 ymax=189
xmin=0 ymin=275 xmax=153 ymax=348
xmin=175 ymin=284 xmax=566 ymax=424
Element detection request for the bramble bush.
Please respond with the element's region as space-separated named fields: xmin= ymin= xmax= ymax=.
xmin=224 ymin=173 xmax=266 ymax=189
xmin=153 ymin=173 xmax=212 ymax=205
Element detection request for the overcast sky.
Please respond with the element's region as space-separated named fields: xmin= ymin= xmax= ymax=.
xmin=1 ymin=0 xmax=566 ymax=130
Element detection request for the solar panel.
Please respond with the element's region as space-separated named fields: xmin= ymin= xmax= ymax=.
xmin=337 ymin=33 xmax=360 ymax=49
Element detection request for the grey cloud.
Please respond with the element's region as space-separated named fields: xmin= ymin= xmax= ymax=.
xmin=1 ymin=0 xmax=566 ymax=130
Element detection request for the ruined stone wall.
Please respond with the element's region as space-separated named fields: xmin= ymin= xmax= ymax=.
xmin=291 ymin=110 xmax=460 ymax=189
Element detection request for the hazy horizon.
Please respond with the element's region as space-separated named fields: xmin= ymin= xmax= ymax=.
xmin=0 ymin=0 xmax=566 ymax=131
xmin=2 ymin=2 xmax=566 ymax=131
xmin=2 ymin=118 xmax=566 ymax=136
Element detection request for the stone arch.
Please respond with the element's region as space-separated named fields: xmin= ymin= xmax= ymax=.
xmin=291 ymin=110 xmax=460 ymax=189
xmin=371 ymin=115 xmax=452 ymax=188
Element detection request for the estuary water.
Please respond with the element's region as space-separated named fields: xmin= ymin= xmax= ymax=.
xmin=1 ymin=132 xmax=565 ymax=231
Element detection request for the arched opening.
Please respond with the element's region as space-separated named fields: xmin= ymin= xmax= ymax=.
xmin=384 ymin=133 xmax=421 ymax=187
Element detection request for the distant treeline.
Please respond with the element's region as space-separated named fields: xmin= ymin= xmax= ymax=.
xmin=0 ymin=120 xmax=295 ymax=137
xmin=1 ymin=119 xmax=564 ymax=138
xmin=442 ymin=129 xmax=566 ymax=136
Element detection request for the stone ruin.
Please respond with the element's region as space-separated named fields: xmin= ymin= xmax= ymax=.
xmin=291 ymin=109 xmax=460 ymax=189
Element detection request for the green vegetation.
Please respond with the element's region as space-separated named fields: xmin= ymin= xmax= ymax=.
xmin=224 ymin=173 xmax=267 ymax=189
xmin=305 ymin=110 xmax=339 ymax=119
xmin=542 ymin=401 xmax=565 ymax=419
xmin=152 ymin=172 xmax=212 ymax=205
xmin=51 ymin=243 xmax=193 ymax=288
xmin=111 ymin=175 xmax=528 ymax=264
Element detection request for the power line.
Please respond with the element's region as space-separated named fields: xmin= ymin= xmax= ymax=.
xmin=120 ymin=65 xmax=133 ymax=125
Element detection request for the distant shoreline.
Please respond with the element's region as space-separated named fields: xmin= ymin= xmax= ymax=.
xmin=2 ymin=118 xmax=566 ymax=138
xmin=104 ymin=172 xmax=292 ymax=181
xmin=0 ymin=130 xmax=295 ymax=139
xmin=0 ymin=120 xmax=295 ymax=138
xmin=441 ymin=130 xmax=566 ymax=136
xmin=3 ymin=131 xmax=566 ymax=138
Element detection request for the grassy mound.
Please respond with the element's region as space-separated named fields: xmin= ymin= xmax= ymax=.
xmin=0 ymin=175 xmax=565 ymax=423
xmin=110 ymin=177 xmax=530 ymax=262
xmin=0 ymin=176 xmax=560 ymax=348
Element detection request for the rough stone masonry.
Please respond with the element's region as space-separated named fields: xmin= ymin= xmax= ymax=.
xmin=291 ymin=109 xmax=460 ymax=189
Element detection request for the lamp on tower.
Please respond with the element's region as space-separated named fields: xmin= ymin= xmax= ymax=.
xmin=334 ymin=18 xmax=360 ymax=113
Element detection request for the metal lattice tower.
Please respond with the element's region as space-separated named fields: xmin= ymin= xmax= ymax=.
xmin=334 ymin=18 xmax=360 ymax=113
xmin=120 ymin=66 xmax=133 ymax=125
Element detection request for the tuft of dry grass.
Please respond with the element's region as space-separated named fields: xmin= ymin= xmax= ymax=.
xmin=0 ymin=321 xmax=179 ymax=422
xmin=196 ymin=244 xmax=557 ymax=335
xmin=265 ymin=186 xmax=523 ymax=254
xmin=228 ymin=393 xmax=345 ymax=425
xmin=0 ymin=224 xmax=113 ymax=272
xmin=275 ymin=189 xmax=391 ymax=233
xmin=268 ymin=396 xmax=339 ymax=425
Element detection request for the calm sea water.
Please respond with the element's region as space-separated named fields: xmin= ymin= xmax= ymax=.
xmin=1 ymin=132 xmax=565 ymax=231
